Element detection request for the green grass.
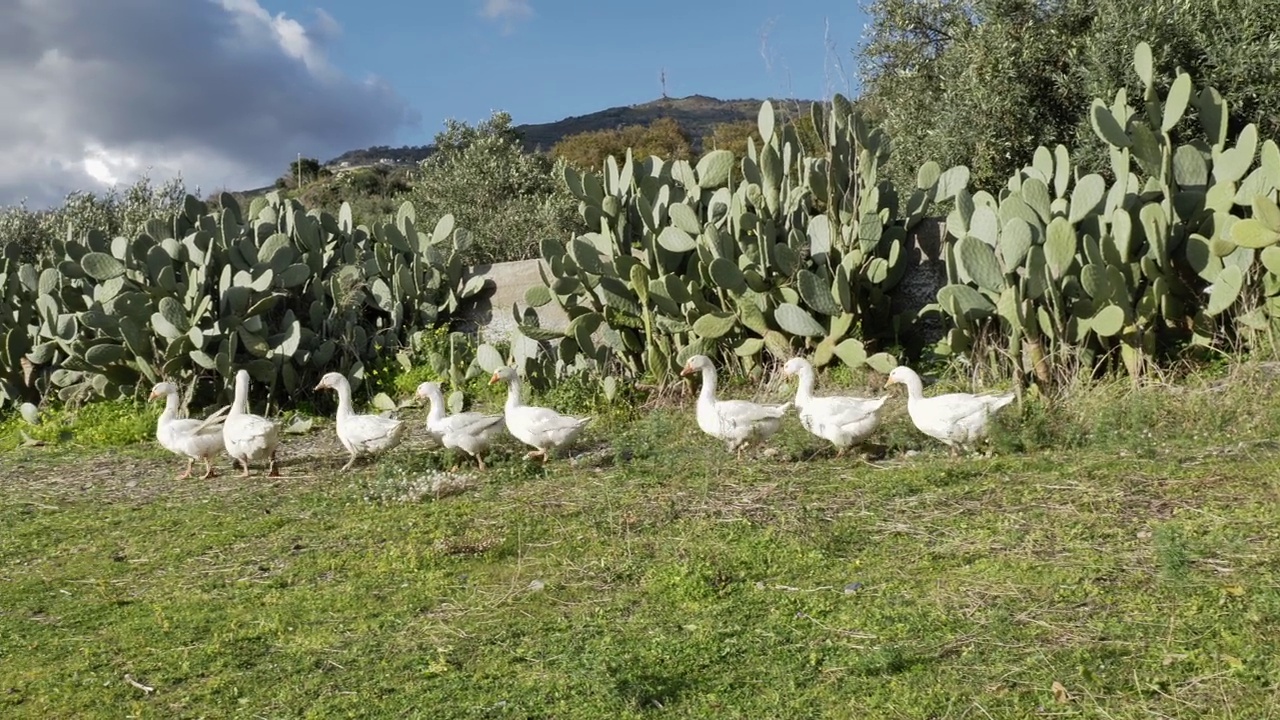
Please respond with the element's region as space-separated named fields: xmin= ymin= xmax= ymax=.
xmin=3 ymin=363 xmax=1280 ymax=718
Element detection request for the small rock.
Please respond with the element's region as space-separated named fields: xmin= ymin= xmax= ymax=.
xmin=19 ymin=403 xmax=40 ymax=425
xmin=844 ymin=582 xmax=863 ymax=594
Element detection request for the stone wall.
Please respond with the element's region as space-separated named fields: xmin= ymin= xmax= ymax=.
xmin=891 ymin=218 xmax=948 ymax=348
xmin=455 ymin=258 xmax=570 ymax=343
xmin=457 ymin=217 xmax=950 ymax=346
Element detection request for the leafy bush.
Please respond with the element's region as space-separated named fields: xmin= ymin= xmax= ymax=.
xmin=552 ymin=117 xmax=696 ymax=172
xmin=858 ymin=0 xmax=1280 ymax=194
xmin=407 ymin=112 xmax=586 ymax=265
xmin=294 ymin=166 xmax=414 ymax=228
xmin=0 ymin=176 xmax=187 ymax=262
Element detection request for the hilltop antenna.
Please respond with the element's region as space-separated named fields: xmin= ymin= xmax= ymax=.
xmin=660 ymin=68 xmax=668 ymax=99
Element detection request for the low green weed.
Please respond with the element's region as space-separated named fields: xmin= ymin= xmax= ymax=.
xmin=0 ymin=399 xmax=157 ymax=452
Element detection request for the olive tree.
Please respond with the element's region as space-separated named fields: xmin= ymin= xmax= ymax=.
xmin=408 ymin=111 xmax=585 ymax=265
xmin=0 ymin=175 xmax=188 ymax=261
xmin=857 ymin=0 xmax=1280 ymax=193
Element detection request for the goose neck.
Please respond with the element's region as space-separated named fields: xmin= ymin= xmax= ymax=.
xmin=697 ymin=365 xmax=718 ymax=405
xmin=504 ymin=376 xmax=524 ymax=412
xmin=794 ymin=368 xmax=816 ymax=405
xmin=425 ymin=387 xmax=446 ymax=423
xmin=160 ymin=392 xmax=180 ymax=422
xmin=333 ymin=380 xmax=355 ymax=419
xmin=902 ymin=372 xmax=926 ymax=401
xmin=231 ymin=375 xmax=249 ymax=416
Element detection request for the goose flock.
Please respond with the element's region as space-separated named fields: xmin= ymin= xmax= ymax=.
xmin=147 ymin=366 xmax=591 ymax=478
xmin=683 ymin=355 xmax=1015 ymax=459
xmin=148 ymin=355 xmax=1016 ymax=478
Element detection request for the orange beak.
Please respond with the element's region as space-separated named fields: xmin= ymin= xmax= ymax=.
xmin=488 ymin=372 xmax=500 ymax=385
xmin=679 ymin=365 xmax=694 ymax=377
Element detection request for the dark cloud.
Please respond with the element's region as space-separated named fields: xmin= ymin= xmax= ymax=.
xmin=0 ymin=0 xmax=418 ymax=207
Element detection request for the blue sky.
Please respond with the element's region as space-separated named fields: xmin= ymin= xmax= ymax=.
xmin=273 ymin=0 xmax=870 ymax=145
xmin=0 ymin=0 xmax=870 ymax=207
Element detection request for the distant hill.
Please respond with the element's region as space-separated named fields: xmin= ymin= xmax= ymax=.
xmin=325 ymin=144 xmax=435 ymax=169
xmin=324 ymin=94 xmax=818 ymax=169
xmin=223 ymin=94 xmax=822 ymax=217
xmin=513 ymin=94 xmax=817 ymax=154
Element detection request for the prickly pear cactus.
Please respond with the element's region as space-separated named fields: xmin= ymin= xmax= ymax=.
xmin=932 ymin=40 xmax=1280 ymax=383
xmin=524 ymin=95 xmax=964 ymax=385
xmin=0 ymin=242 xmax=39 ymax=406
xmin=4 ymin=192 xmax=483 ymax=409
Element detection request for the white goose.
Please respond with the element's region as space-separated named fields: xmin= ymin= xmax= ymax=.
xmin=488 ymin=367 xmax=590 ymax=463
xmin=681 ymin=354 xmax=791 ymax=456
xmin=781 ymin=357 xmax=888 ymax=457
xmin=149 ymin=381 xmax=229 ymax=479
xmin=314 ymin=371 xmax=408 ymax=470
xmin=223 ymin=370 xmax=281 ymax=477
xmin=415 ymin=381 xmax=506 ymax=470
xmin=885 ymin=365 xmax=1015 ymax=456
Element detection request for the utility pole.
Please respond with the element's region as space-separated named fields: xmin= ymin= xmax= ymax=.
xmin=660 ymin=68 xmax=668 ymax=99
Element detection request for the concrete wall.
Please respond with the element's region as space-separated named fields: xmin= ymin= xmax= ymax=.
xmin=457 ymin=217 xmax=950 ymax=345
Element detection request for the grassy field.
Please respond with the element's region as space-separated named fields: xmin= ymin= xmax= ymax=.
xmin=2 ymin=364 xmax=1280 ymax=718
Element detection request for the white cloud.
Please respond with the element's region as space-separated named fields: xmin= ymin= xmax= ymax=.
xmin=311 ymin=8 xmax=343 ymax=43
xmin=82 ymin=145 xmax=140 ymax=186
xmin=480 ymin=0 xmax=533 ymax=32
xmin=0 ymin=0 xmax=417 ymax=208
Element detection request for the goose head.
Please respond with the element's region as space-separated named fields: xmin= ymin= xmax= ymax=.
xmin=679 ymin=354 xmax=714 ymax=377
xmin=488 ymin=367 xmax=519 ymax=385
xmin=415 ymin=381 xmax=442 ymax=400
xmin=781 ymin=357 xmax=812 ymax=377
xmin=313 ymin=372 xmax=347 ymax=392
xmin=884 ymin=365 xmax=920 ymax=390
xmin=148 ymin=381 xmax=178 ymax=400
